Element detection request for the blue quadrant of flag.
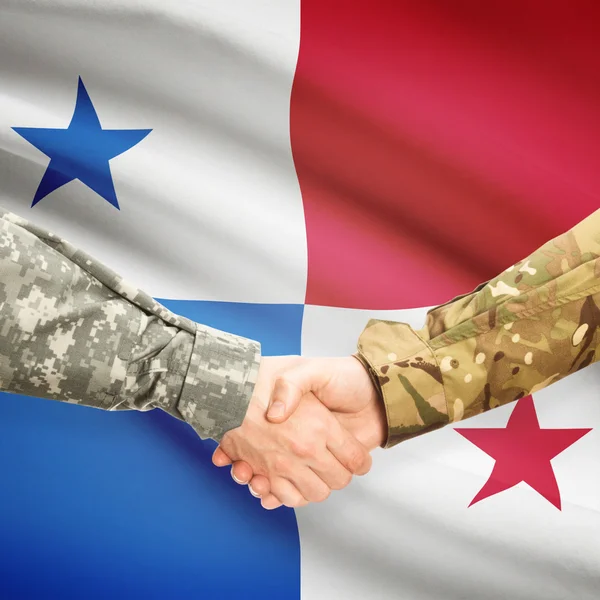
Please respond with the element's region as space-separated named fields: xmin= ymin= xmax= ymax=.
xmin=0 ymin=301 xmax=304 ymax=599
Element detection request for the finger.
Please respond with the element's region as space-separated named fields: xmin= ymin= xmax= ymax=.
xmin=285 ymin=467 xmax=332 ymax=504
xmin=268 ymin=476 xmax=309 ymax=508
xmin=326 ymin=420 xmax=372 ymax=476
xmin=212 ymin=446 xmax=233 ymax=467
xmin=231 ymin=461 xmax=253 ymax=485
xmin=267 ymin=361 xmax=330 ymax=423
xmin=248 ymin=474 xmax=271 ymax=497
xmin=260 ymin=494 xmax=283 ymax=510
xmin=310 ymin=453 xmax=353 ymax=491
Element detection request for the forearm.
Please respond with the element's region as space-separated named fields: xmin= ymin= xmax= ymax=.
xmin=357 ymin=209 xmax=600 ymax=447
xmin=0 ymin=208 xmax=260 ymax=441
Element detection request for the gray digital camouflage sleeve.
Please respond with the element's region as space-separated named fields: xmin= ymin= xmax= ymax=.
xmin=0 ymin=208 xmax=260 ymax=441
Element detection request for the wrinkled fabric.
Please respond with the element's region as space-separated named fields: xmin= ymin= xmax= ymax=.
xmin=0 ymin=207 xmax=260 ymax=441
xmin=358 ymin=209 xmax=600 ymax=448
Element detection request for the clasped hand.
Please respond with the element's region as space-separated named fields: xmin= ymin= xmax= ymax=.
xmin=212 ymin=356 xmax=386 ymax=510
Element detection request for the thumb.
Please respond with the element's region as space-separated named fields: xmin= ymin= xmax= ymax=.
xmin=266 ymin=360 xmax=329 ymax=423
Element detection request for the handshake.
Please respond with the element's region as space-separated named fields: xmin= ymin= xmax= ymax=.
xmin=212 ymin=356 xmax=387 ymax=510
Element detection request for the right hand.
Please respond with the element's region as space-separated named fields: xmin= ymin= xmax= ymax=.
xmin=213 ymin=356 xmax=375 ymax=508
xmin=214 ymin=356 xmax=386 ymax=509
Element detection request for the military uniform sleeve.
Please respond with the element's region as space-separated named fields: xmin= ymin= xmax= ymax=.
xmin=0 ymin=208 xmax=260 ymax=441
xmin=357 ymin=209 xmax=600 ymax=448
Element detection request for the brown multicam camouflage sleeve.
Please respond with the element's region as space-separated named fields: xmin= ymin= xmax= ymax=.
xmin=357 ymin=209 xmax=600 ymax=448
xmin=0 ymin=208 xmax=260 ymax=442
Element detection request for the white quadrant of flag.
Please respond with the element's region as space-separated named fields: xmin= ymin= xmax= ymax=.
xmin=300 ymin=305 xmax=600 ymax=600
xmin=0 ymin=0 xmax=306 ymax=303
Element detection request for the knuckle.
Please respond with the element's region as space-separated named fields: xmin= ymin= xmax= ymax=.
xmin=262 ymin=495 xmax=281 ymax=510
xmin=272 ymin=454 xmax=290 ymax=473
xmin=346 ymin=448 xmax=367 ymax=474
xmin=290 ymin=438 xmax=316 ymax=459
xmin=361 ymin=455 xmax=373 ymax=475
xmin=313 ymin=487 xmax=331 ymax=503
xmin=334 ymin=471 xmax=352 ymax=490
xmin=312 ymin=421 xmax=328 ymax=439
xmin=282 ymin=491 xmax=304 ymax=508
xmin=273 ymin=375 xmax=285 ymax=393
xmin=273 ymin=375 xmax=292 ymax=396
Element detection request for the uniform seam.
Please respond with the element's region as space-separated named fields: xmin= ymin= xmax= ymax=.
xmin=358 ymin=351 xmax=395 ymax=448
xmin=174 ymin=327 xmax=205 ymax=421
xmin=403 ymin=328 xmax=450 ymax=424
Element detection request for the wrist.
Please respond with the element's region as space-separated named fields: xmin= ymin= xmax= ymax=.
xmin=362 ymin=395 xmax=387 ymax=450
xmin=350 ymin=355 xmax=387 ymax=450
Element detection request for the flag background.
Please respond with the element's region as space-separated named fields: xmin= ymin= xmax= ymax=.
xmin=0 ymin=1 xmax=599 ymax=598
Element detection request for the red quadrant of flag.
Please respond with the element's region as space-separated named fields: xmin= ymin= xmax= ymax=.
xmin=455 ymin=396 xmax=592 ymax=509
xmin=292 ymin=0 xmax=600 ymax=309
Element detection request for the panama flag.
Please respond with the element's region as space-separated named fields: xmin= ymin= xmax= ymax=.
xmin=1 ymin=1 xmax=599 ymax=598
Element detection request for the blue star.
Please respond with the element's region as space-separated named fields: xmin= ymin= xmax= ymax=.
xmin=13 ymin=78 xmax=151 ymax=209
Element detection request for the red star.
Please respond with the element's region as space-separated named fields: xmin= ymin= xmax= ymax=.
xmin=455 ymin=396 xmax=591 ymax=509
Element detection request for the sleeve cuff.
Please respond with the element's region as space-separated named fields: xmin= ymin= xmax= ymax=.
xmin=356 ymin=319 xmax=449 ymax=448
xmin=177 ymin=324 xmax=261 ymax=441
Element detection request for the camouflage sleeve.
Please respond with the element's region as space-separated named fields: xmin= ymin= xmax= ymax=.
xmin=357 ymin=209 xmax=600 ymax=448
xmin=0 ymin=208 xmax=260 ymax=441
